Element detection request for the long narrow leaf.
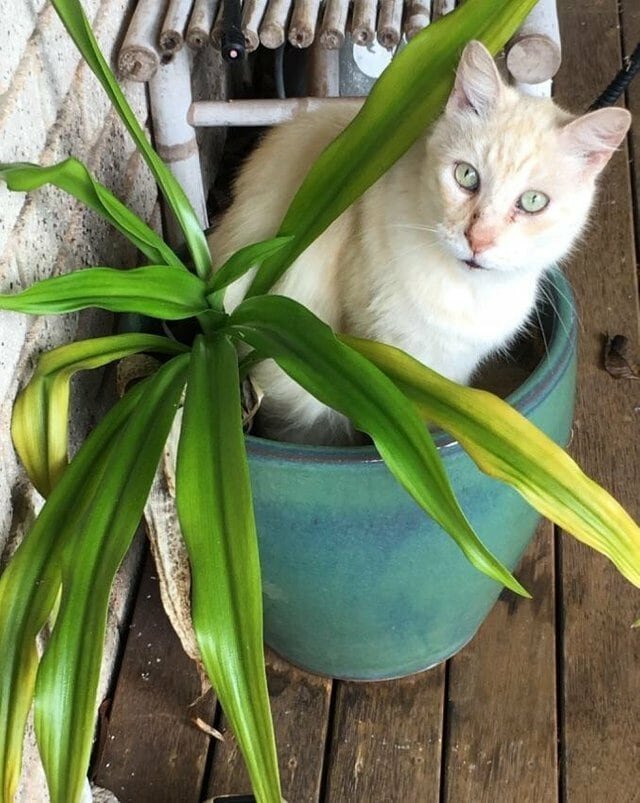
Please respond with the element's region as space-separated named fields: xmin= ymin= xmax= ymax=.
xmin=227 ymin=295 xmax=528 ymax=596
xmin=247 ymin=0 xmax=537 ymax=297
xmin=0 ymin=159 xmax=182 ymax=268
xmin=12 ymin=333 xmax=188 ymax=496
xmin=175 ymin=335 xmax=281 ymax=803
xmin=207 ymin=235 xmax=294 ymax=309
xmin=50 ymin=0 xmax=212 ymax=279
xmin=344 ymin=335 xmax=640 ymax=587
xmin=0 ymin=378 xmax=150 ymax=802
xmin=0 ymin=265 xmax=209 ymax=319
xmin=34 ymin=355 xmax=189 ymax=803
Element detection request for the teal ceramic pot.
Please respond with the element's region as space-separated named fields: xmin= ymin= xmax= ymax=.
xmin=246 ymin=273 xmax=577 ymax=680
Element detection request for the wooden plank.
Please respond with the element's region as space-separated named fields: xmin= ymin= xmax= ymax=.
xmin=93 ymin=551 xmax=216 ymax=803
xmin=204 ymin=650 xmax=332 ymax=802
xmin=442 ymin=526 xmax=558 ymax=803
xmin=323 ymin=667 xmax=445 ymax=802
xmin=553 ymin=1 xmax=640 ymax=799
xmin=622 ymin=0 xmax=640 ymax=246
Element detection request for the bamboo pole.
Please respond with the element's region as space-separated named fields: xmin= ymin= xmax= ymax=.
xmin=242 ymin=0 xmax=270 ymax=51
xmin=319 ymin=0 xmax=350 ymax=50
xmin=308 ymin=39 xmax=340 ymax=95
xmin=186 ymin=0 xmax=219 ymax=48
xmin=506 ymin=0 xmax=561 ymax=84
xmin=189 ymin=97 xmax=361 ymax=126
xmin=404 ymin=0 xmax=430 ymax=40
xmin=351 ymin=0 xmax=377 ymax=46
xmin=377 ymin=0 xmax=403 ymax=49
xmin=430 ymin=0 xmax=455 ymax=20
xmin=259 ymin=0 xmax=294 ymax=48
xmin=210 ymin=1 xmax=225 ymax=49
xmin=159 ymin=0 xmax=194 ymax=54
xmin=288 ymin=0 xmax=323 ymax=48
xmin=117 ymin=0 xmax=168 ymax=81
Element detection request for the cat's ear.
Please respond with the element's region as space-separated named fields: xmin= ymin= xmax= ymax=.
xmin=446 ymin=41 xmax=503 ymax=117
xmin=560 ymin=108 xmax=631 ymax=176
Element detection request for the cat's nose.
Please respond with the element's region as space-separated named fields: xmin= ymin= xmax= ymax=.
xmin=465 ymin=223 xmax=495 ymax=255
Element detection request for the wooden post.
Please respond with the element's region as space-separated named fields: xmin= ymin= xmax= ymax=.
xmin=351 ymin=0 xmax=377 ymax=45
xmin=431 ymin=0 xmax=454 ymax=20
xmin=117 ymin=0 xmax=168 ymax=81
xmin=506 ymin=0 xmax=561 ymax=84
xmin=186 ymin=0 xmax=219 ymax=48
xmin=308 ymin=40 xmax=341 ymax=95
xmin=149 ymin=48 xmax=209 ymax=245
xmin=210 ymin=1 xmax=225 ymax=49
xmin=288 ymin=0 xmax=323 ymax=48
xmin=159 ymin=0 xmax=194 ymax=54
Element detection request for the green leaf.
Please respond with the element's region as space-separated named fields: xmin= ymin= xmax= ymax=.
xmin=0 ymin=265 xmax=209 ymax=319
xmin=0 ymin=375 xmax=150 ymax=803
xmin=0 ymin=159 xmax=183 ymax=268
xmin=227 ymin=295 xmax=528 ymax=596
xmin=246 ymin=0 xmax=537 ymax=298
xmin=176 ymin=335 xmax=281 ymax=803
xmin=344 ymin=335 xmax=640 ymax=588
xmin=207 ymin=235 xmax=294 ymax=309
xmin=11 ymin=333 xmax=188 ymax=496
xmin=49 ymin=0 xmax=212 ymax=279
xmin=33 ymin=355 xmax=188 ymax=803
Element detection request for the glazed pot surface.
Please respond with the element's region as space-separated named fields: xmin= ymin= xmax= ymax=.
xmin=246 ymin=273 xmax=577 ymax=680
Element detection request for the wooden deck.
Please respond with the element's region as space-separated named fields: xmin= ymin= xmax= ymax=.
xmin=93 ymin=1 xmax=640 ymax=800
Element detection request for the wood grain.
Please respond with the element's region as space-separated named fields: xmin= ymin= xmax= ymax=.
xmin=93 ymin=551 xmax=216 ymax=802
xmin=204 ymin=650 xmax=332 ymax=802
xmin=554 ymin=0 xmax=640 ymax=799
xmin=443 ymin=526 xmax=558 ymax=803
xmin=323 ymin=667 xmax=445 ymax=802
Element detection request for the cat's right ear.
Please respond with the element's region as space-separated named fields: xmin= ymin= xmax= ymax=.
xmin=446 ymin=41 xmax=503 ymax=117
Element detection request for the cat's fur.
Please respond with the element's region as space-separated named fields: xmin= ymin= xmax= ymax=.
xmin=209 ymin=41 xmax=631 ymax=445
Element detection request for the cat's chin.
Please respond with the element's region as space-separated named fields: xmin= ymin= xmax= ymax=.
xmin=462 ymin=258 xmax=487 ymax=271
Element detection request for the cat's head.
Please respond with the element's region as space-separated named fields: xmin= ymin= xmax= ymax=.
xmin=426 ymin=41 xmax=631 ymax=276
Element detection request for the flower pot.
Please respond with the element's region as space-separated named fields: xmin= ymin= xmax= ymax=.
xmin=246 ymin=273 xmax=577 ymax=680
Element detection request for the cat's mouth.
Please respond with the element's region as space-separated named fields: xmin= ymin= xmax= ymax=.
xmin=463 ymin=258 xmax=487 ymax=271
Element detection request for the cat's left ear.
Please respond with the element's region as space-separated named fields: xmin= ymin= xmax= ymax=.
xmin=560 ymin=108 xmax=632 ymax=176
xmin=446 ymin=40 xmax=504 ymax=117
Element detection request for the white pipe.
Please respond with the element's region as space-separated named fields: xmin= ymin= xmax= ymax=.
xmin=506 ymin=0 xmax=561 ymax=84
xmin=189 ymin=97 xmax=362 ymax=126
xmin=149 ymin=48 xmax=209 ymax=241
xmin=117 ymin=0 xmax=169 ymax=81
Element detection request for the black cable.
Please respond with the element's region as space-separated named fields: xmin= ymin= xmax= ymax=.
xmin=589 ymin=41 xmax=640 ymax=110
xmin=221 ymin=0 xmax=246 ymax=62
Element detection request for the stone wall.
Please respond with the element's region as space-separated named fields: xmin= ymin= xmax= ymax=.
xmin=0 ymin=1 xmax=223 ymax=799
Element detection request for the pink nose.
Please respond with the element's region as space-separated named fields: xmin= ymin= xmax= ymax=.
xmin=465 ymin=224 xmax=495 ymax=255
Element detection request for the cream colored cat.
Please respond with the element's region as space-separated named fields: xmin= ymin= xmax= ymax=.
xmin=209 ymin=41 xmax=631 ymax=445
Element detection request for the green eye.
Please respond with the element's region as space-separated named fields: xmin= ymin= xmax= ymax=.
xmin=454 ymin=162 xmax=480 ymax=191
xmin=518 ymin=190 xmax=549 ymax=213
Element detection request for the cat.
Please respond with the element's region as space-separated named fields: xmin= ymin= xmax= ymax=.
xmin=208 ymin=40 xmax=631 ymax=445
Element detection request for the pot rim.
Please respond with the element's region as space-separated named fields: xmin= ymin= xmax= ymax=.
xmin=245 ymin=269 xmax=577 ymax=464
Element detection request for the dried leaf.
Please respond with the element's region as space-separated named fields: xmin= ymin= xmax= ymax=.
xmin=603 ymin=333 xmax=640 ymax=381
xmin=192 ymin=716 xmax=225 ymax=741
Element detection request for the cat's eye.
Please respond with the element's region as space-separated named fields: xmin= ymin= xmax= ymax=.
xmin=517 ymin=190 xmax=549 ymax=214
xmin=454 ymin=162 xmax=480 ymax=192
